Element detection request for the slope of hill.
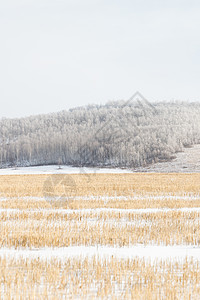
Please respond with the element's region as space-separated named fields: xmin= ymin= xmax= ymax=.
xmin=0 ymin=100 xmax=200 ymax=169
xmin=136 ymin=144 xmax=200 ymax=172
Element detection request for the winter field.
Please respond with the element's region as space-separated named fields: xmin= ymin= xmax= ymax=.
xmin=1 ymin=173 xmax=200 ymax=298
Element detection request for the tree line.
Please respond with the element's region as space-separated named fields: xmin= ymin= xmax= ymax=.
xmin=0 ymin=100 xmax=200 ymax=169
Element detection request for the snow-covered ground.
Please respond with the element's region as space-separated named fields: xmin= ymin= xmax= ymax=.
xmin=2 ymin=207 xmax=200 ymax=215
xmin=0 ymin=165 xmax=133 ymax=175
xmin=1 ymin=194 xmax=200 ymax=201
xmin=0 ymin=245 xmax=199 ymax=262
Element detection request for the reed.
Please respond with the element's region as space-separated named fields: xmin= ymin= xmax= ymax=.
xmin=1 ymin=173 xmax=200 ymax=298
xmin=0 ymin=256 xmax=200 ymax=299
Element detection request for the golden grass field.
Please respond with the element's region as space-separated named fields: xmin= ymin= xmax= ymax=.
xmin=1 ymin=256 xmax=200 ymax=299
xmin=0 ymin=173 xmax=200 ymax=197
xmin=1 ymin=173 xmax=200 ymax=299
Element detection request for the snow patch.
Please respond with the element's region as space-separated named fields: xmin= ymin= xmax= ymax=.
xmin=0 ymin=165 xmax=133 ymax=175
xmin=0 ymin=245 xmax=200 ymax=262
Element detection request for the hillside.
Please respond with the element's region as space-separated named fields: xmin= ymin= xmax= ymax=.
xmin=1 ymin=100 xmax=200 ymax=169
xmin=136 ymin=144 xmax=200 ymax=173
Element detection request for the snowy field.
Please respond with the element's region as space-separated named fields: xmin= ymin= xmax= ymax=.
xmin=0 ymin=164 xmax=133 ymax=175
xmin=1 ymin=173 xmax=200 ymax=298
xmin=1 ymin=245 xmax=200 ymax=262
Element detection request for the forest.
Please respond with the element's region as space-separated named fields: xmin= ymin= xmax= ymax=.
xmin=0 ymin=100 xmax=200 ymax=169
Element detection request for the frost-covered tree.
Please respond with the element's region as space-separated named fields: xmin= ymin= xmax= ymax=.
xmin=0 ymin=101 xmax=200 ymax=169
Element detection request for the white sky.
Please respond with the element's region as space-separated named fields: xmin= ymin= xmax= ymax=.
xmin=0 ymin=0 xmax=200 ymax=118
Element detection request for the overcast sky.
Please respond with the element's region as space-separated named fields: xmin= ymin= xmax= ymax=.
xmin=0 ymin=0 xmax=200 ymax=118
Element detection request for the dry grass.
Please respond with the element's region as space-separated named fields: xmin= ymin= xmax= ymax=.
xmin=0 ymin=256 xmax=200 ymax=299
xmin=1 ymin=196 xmax=200 ymax=209
xmin=1 ymin=209 xmax=200 ymax=247
xmin=0 ymin=173 xmax=200 ymax=198
xmin=1 ymin=173 xmax=200 ymax=298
